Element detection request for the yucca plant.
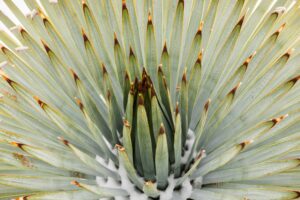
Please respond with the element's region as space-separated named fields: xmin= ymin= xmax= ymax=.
xmin=0 ymin=0 xmax=300 ymax=199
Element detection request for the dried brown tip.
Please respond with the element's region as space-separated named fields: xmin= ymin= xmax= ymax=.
xmin=196 ymin=21 xmax=204 ymax=36
xmin=271 ymin=114 xmax=288 ymax=127
xmin=182 ymin=70 xmax=187 ymax=84
xmin=147 ymin=12 xmax=152 ymax=25
xmin=123 ymin=119 xmax=131 ymax=128
xmin=125 ymin=71 xmax=130 ymax=80
xmin=71 ymin=180 xmax=81 ymax=187
xmin=41 ymin=40 xmax=51 ymax=53
xmin=33 ymin=96 xmax=46 ymax=109
xmin=240 ymin=139 xmax=254 ymax=150
xmin=138 ymin=93 xmax=144 ymax=105
xmin=1 ymin=74 xmax=15 ymax=87
xmin=114 ymin=32 xmax=119 ymax=46
xmin=163 ymin=41 xmax=168 ymax=53
xmin=175 ymin=102 xmax=180 ymax=116
xmin=282 ymin=49 xmax=294 ymax=60
xmin=82 ymin=0 xmax=87 ymax=9
xmin=243 ymin=51 xmax=256 ymax=67
xmin=204 ymin=99 xmax=211 ymax=112
xmin=195 ymin=50 xmax=203 ymax=65
xmin=0 ymin=44 xmax=7 ymax=53
xmin=102 ymin=64 xmax=107 ymax=75
xmin=236 ymin=15 xmax=245 ymax=27
xmin=293 ymin=191 xmax=300 ymax=198
xmin=75 ymin=97 xmax=84 ymax=111
xmin=129 ymin=46 xmax=135 ymax=57
xmin=81 ymin=28 xmax=89 ymax=42
xmin=107 ymin=90 xmax=111 ymax=101
xmin=58 ymin=136 xmax=70 ymax=146
xmin=18 ymin=27 xmax=26 ymax=36
xmin=229 ymin=82 xmax=242 ymax=96
xmin=122 ymin=0 xmax=127 ymax=10
xmin=115 ymin=144 xmax=125 ymax=151
xmin=69 ymin=68 xmax=80 ymax=82
xmin=158 ymin=64 xmax=163 ymax=74
xmin=38 ymin=10 xmax=47 ymax=23
xmin=288 ymin=75 xmax=300 ymax=85
xmin=10 ymin=142 xmax=25 ymax=150
xmin=159 ymin=123 xmax=165 ymax=135
xmin=15 ymin=196 xmax=30 ymax=200
xmin=178 ymin=0 xmax=184 ymax=7
xmin=274 ymin=23 xmax=286 ymax=36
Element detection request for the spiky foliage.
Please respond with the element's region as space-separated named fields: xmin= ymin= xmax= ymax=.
xmin=0 ymin=0 xmax=300 ymax=199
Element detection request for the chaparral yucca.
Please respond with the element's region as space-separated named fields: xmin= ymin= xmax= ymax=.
xmin=0 ymin=0 xmax=300 ymax=199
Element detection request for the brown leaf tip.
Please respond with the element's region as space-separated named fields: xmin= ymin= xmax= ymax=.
xmin=107 ymin=90 xmax=111 ymax=101
xmin=204 ymin=99 xmax=211 ymax=112
xmin=15 ymin=196 xmax=30 ymax=200
xmin=123 ymin=119 xmax=131 ymax=128
xmin=289 ymin=75 xmax=300 ymax=85
xmin=115 ymin=144 xmax=125 ymax=151
xmin=293 ymin=191 xmax=300 ymax=198
xmin=114 ymin=32 xmax=119 ymax=46
xmin=163 ymin=41 xmax=168 ymax=53
xmin=0 ymin=45 xmax=8 ymax=53
xmin=145 ymin=181 xmax=154 ymax=186
xmin=129 ymin=46 xmax=135 ymax=57
xmin=240 ymin=139 xmax=254 ymax=150
xmin=81 ymin=29 xmax=89 ymax=43
xmin=33 ymin=96 xmax=46 ymax=109
xmin=243 ymin=52 xmax=256 ymax=67
xmin=124 ymin=72 xmax=130 ymax=83
xmin=274 ymin=23 xmax=286 ymax=36
xmin=229 ymin=82 xmax=242 ymax=96
xmin=138 ymin=93 xmax=144 ymax=105
xmin=10 ymin=142 xmax=25 ymax=150
xmin=38 ymin=10 xmax=47 ymax=23
xmin=175 ymin=102 xmax=180 ymax=116
xmin=182 ymin=70 xmax=187 ymax=84
xmin=122 ymin=0 xmax=127 ymax=10
xmin=58 ymin=136 xmax=70 ymax=146
xmin=102 ymin=64 xmax=107 ymax=75
xmin=1 ymin=74 xmax=15 ymax=87
xmin=283 ymin=49 xmax=294 ymax=60
xmin=82 ymin=0 xmax=87 ymax=8
xmin=178 ymin=0 xmax=184 ymax=7
xmin=271 ymin=114 xmax=288 ymax=127
xmin=236 ymin=15 xmax=245 ymax=27
xmin=71 ymin=180 xmax=81 ymax=187
xmin=69 ymin=68 xmax=80 ymax=82
xmin=195 ymin=50 xmax=203 ymax=65
xmin=41 ymin=40 xmax=51 ymax=53
xmin=158 ymin=64 xmax=163 ymax=74
xmin=147 ymin=12 xmax=152 ymax=25
xmin=159 ymin=123 xmax=165 ymax=135
xmin=19 ymin=27 xmax=27 ymax=35
xmin=196 ymin=21 xmax=204 ymax=36
xmin=75 ymin=97 xmax=84 ymax=111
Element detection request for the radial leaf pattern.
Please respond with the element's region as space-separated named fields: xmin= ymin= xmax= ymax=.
xmin=0 ymin=0 xmax=300 ymax=199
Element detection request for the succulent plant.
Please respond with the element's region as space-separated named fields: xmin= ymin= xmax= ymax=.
xmin=0 ymin=0 xmax=300 ymax=199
